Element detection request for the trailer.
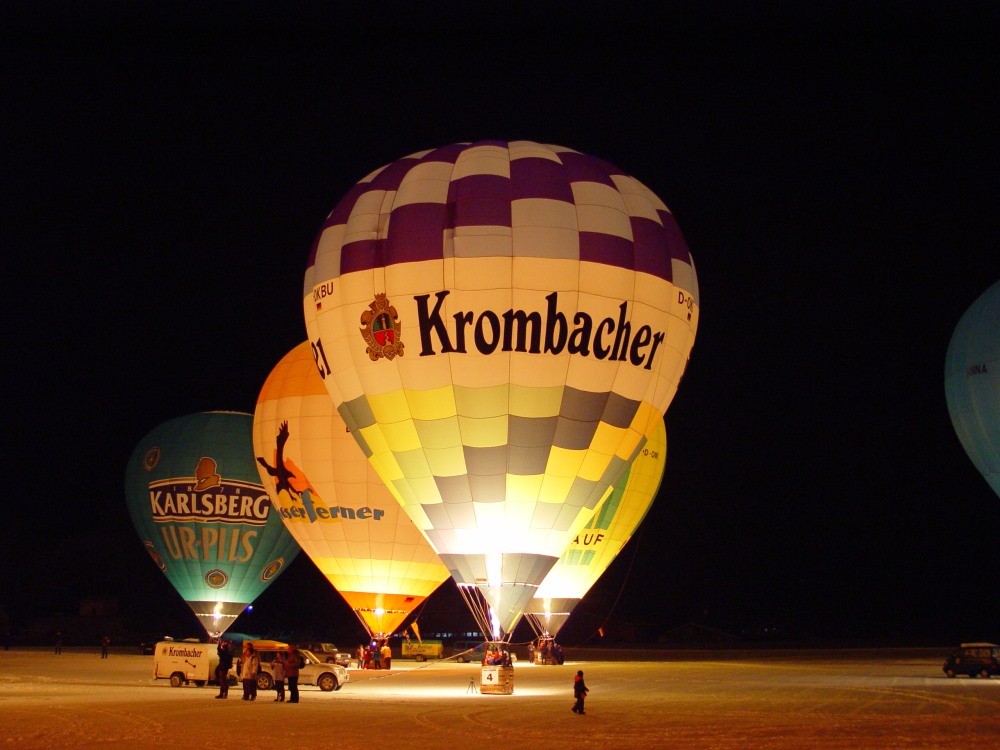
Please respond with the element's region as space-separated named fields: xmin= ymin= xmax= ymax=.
xmin=152 ymin=641 xmax=224 ymax=687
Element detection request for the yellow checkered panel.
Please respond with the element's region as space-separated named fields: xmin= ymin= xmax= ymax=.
xmin=526 ymin=414 xmax=667 ymax=637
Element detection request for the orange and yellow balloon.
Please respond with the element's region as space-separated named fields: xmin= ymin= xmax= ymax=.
xmin=253 ymin=342 xmax=450 ymax=637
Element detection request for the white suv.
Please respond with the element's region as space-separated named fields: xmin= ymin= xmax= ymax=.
xmin=245 ymin=641 xmax=350 ymax=692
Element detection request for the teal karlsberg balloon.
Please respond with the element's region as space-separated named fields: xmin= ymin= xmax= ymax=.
xmin=125 ymin=411 xmax=300 ymax=637
xmin=945 ymin=280 xmax=1000 ymax=499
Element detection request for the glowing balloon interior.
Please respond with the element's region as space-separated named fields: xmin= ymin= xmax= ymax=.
xmin=124 ymin=411 xmax=300 ymax=637
xmin=526 ymin=413 xmax=667 ymax=638
xmin=253 ymin=342 xmax=451 ymax=637
xmin=304 ymin=141 xmax=698 ymax=637
xmin=945 ymin=279 xmax=1000 ymax=498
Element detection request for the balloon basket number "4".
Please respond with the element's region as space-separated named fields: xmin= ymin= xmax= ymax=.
xmin=480 ymin=665 xmax=514 ymax=695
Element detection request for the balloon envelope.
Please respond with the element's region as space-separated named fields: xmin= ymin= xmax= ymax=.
xmin=124 ymin=411 xmax=300 ymax=637
xmin=304 ymin=141 xmax=698 ymax=634
xmin=526 ymin=413 xmax=667 ymax=638
xmin=253 ymin=342 xmax=451 ymax=636
xmin=945 ymin=279 xmax=1000 ymax=498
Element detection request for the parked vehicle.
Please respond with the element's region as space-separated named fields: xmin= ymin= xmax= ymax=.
xmin=401 ymin=639 xmax=444 ymax=662
xmin=450 ymin=640 xmax=486 ymax=663
xmin=943 ymin=643 xmax=1000 ymax=678
xmin=139 ymin=634 xmax=172 ymax=655
xmin=152 ymin=641 xmax=225 ymax=687
xmin=244 ymin=640 xmax=350 ymax=692
xmin=298 ymin=642 xmax=352 ymax=667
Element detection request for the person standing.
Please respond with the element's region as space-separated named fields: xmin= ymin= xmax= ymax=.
xmin=285 ymin=645 xmax=301 ymax=703
xmin=54 ymin=631 xmax=63 ymax=655
xmin=572 ymin=669 xmax=589 ymax=714
xmin=240 ymin=642 xmax=260 ymax=701
xmin=356 ymin=644 xmax=364 ymax=670
xmin=380 ymin=641 xmax=392 ymax=670
xmin=100 ymin=635 xmax=110 ymax=659
xmin=215 ymin=640 xmax=233 ymax=699
xmin=272 ymin=652 xmax=286 ymax=702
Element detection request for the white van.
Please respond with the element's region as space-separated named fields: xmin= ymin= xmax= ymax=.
xmin=152 ymin=640 xmax=225 ymax=687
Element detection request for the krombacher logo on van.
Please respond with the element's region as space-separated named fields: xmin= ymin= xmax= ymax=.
xmin=414 ymin=290 xmax=667 ymax=370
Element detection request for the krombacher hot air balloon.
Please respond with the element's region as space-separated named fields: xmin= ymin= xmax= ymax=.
xmin=253 ymin=342 xmax=451 ymax=637
xmin=304 ymin=141 xmax=698 ymax=639
xmin=125 ymin=411 xmax=300 ymax=638
xmin=945 ymin=280 xmax=1000 ymax=499
xmin=525 ymin=413 xmax=667 ymax=640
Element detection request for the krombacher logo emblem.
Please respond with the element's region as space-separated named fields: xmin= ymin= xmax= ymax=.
xmin=360 ymin=293 xmax=404 ymax=361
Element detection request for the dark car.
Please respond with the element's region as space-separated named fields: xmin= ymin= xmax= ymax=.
xmin=943 ymin=643 xmax=1000 ymax=678
xmin=139 ymin=634 xmax=173 ymax=655
xmin=139 ymin=635 xmax=201 ymax=655
xmin=298 ymin=642 xmax=352 ymax=667
xmin=450 ymin=640 xmax=486 ymax=663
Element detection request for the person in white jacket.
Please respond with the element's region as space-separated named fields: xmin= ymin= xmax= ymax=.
xmin=271 ymin=653 xmax=286 ymax=702
xmin=240 ymin=643 xmax=260 ymax=701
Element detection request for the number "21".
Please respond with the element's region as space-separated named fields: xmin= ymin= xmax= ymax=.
xmin=311 ymin=339 xmax=332 ymax=380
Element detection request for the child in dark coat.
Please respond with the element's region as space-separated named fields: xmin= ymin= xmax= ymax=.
xmin=572 ymin=670 xmax=589 ymax=714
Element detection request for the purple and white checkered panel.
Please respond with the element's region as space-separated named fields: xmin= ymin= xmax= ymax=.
xmin=305 ymin=141 xmax=696 ymax=285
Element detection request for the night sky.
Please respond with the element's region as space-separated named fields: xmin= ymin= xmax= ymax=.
xmin=4 ymin=4 xmax=998 ymax=645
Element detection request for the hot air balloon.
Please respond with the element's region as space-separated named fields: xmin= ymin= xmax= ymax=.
xmin=124 ymin=411 xmax=300 ymax=638
xmin=525 ymin=413 xmax=667 ymax=641
xmin=945 ymin=279 xmax=1000 ymax=498
xmin=253 ymin=342 xmax=451 ymax=637
xmin=304 ymin=141 xmax=698 ymax=640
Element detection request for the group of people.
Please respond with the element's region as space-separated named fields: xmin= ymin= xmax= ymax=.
xmin=482 ymin=647 xmax=513 ymax=667
xmin=356 ymin=639 xmax=392 ymax=669
xmin=50 ymin=631 xmax=110 ymax=658
xmin=528 ymin=638 xmax=565 ymax=665
xmin=214 ymin=640 xmax=304 ymax=703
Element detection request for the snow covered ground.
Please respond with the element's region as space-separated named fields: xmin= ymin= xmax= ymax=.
xmin=1 ymin=648 xmax=998 ymax=749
